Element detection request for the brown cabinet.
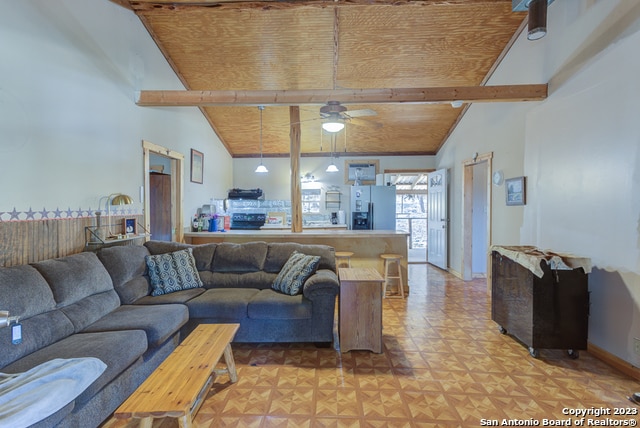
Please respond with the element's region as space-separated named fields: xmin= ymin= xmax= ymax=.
xmin=491 ymin=249 xmax=589 ymax=358
xmin=339 ymin=267 xmax=384 ymax=353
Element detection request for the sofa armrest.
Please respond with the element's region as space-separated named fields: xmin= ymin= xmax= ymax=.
xmin=302 ymin=269 xmax=339 ymax=300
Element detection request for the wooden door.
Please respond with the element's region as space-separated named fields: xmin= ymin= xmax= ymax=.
xmin=150 ymin=172 xmax=172 ymax=241
xmin=427 ymin=168 xmax=448 ymax=270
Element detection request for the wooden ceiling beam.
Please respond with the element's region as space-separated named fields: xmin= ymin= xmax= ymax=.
xmin=136 ymin=84 xmax=547 ymax=107
xmin=124 ymin=0 xmax=516 ymax=11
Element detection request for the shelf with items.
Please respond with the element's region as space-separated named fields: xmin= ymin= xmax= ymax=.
xmin=325 ymin=191 xmax=341 ymax=210
xmin=84 ymin=220 xmax=150 ymax=249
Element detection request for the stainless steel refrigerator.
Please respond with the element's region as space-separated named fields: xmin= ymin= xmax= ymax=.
xmin=350 ymin=185 xmax=396 ymax=230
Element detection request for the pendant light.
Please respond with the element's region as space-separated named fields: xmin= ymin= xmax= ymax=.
xmin=527 ymin=0 xmax=548 ymax=41
xmin=255 ymin=105 xmax=268 ymax=173
xmin=326 ymin=133 xmax=339 ymax=172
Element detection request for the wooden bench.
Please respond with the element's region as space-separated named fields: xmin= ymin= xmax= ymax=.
xmin=114 ymin=323 xmax=240 ymax=428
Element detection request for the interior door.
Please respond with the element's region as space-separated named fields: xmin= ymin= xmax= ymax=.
xmin=150 ymin=172 xmax=172 ymax=241
xmin=427 ymin=168 xmax=448 ymax=270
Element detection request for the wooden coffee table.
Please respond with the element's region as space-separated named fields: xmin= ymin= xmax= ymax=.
xmin=114 ymin=323 xmax=239 ymax=428
xmin=338 ymin=267 xmax=384 ymax=353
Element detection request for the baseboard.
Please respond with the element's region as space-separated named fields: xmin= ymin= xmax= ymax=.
xmin=472 ymin=273 xmax=487 ymax=279
xmin=448 ymin=268 xmax=463 ymax=279
xmin=588 ymin=342 xmax=640 ymax=382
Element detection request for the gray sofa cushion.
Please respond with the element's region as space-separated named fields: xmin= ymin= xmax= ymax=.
xmin=82 ymin=304 xmax=188 ymax=347
xmin=264 ymin=243 xmax=336 ymax=273
xmin=2 ymin=330 xmax=148 ymax=405
xmin=248 ymin=289 xmax=312 ymax=320
xmin=0 ymin=265 xmax=56 ymax=319
xmin=0 ymin=310 xmax=74 ymax=369
xmin=144 ymin=241 xmax=217 ymax=271
xmin=186 ymin=288 xmax=260 ymax=320
xmin=134 ymin=287 xmax=205 ymax=305
xmin=0 ymin=265 xmax=76 ymax=369
xmin=32 ymin=252 xmax=114 ymax=307
xmin=32 ymin=253 xmax=121 ymax=332
xmin=56 ymin=290 xmax=122 ymax=333
xmin=208 ymin=271 xmax=275 ymax=290
xmin=97 ymin=245 xmax=151 ymax=304
xmin=212 ymin=242 xmax=267 ymax=272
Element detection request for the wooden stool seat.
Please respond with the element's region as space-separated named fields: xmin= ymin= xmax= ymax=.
xmin=380 ymin=254 xmax=404 ymax=299
xmin=335 ymin=251 xmax=354 ymax=268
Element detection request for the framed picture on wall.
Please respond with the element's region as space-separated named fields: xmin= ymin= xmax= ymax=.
xmin=123 ymin=218 xmax=137 ymax=235
xmin=505 ymin=176 xmax=526 ymax=206
xmin=190 ymin=149 xmax=203 ymax=184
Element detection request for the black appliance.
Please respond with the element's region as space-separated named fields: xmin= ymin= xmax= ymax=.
xmin=230 ymin=213 xmax=266 ymax=230
xmin=228 ymin=188 xmax=263 ymax=200
xmin=352 ymin=212 xmax=370 ymax=230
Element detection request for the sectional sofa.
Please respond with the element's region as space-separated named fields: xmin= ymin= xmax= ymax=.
xmin=0 ymin=241 xmax=339 ymax=428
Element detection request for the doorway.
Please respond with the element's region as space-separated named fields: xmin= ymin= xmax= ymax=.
xmin=386 ymin=170 xmax=432 ymax=264
xmin=142 ymin=140 xmax=185 ymax=243
xmin=461 ymin=152 xmax=493 ymax=282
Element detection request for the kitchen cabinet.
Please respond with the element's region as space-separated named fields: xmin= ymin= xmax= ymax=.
xmin=491 ymin=246 xmax=590 ymax=358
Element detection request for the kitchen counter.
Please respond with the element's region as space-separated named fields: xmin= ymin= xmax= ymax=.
xmin=184 ymin=229 xmax=410 ymax=294
xmin=184 ymin=229 xmax=406 ymax=239
xmin=260 ymin=224 xmax=348 ymax=230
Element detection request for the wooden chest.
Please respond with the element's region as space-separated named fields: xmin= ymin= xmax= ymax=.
xmin=491 ymin=250 xmax=589 ymax=358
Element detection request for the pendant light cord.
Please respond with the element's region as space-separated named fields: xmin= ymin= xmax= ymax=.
xmin=259 ymin=105 xmax=264 ymax=162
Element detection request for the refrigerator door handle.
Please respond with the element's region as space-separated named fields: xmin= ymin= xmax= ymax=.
xmin=368 ymin=202 xmax=374 ymax=230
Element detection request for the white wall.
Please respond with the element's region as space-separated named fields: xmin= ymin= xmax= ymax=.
xmin=437 ymin=0 xmax=640 ymax=365
xmin=233 ymin=155 xmax=436 ymax=200
xmin=0 ymin=0 xmax=232 ymax=226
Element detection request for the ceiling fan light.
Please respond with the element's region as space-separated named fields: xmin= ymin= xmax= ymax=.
xmin=326 ymin=163 xmax=339 ymax=173
xmin=322 ymin=121 xmax=345 ymax=133
xmin=255 ymin=163 xmax=268 ymax=173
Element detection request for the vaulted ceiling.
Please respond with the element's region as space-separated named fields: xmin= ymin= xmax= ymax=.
xmin=112 ymin=0 xmax=545 ymax=158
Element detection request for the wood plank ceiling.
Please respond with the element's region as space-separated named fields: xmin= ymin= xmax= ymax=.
xmin=114 ymin=0 xmax=534 ymax=157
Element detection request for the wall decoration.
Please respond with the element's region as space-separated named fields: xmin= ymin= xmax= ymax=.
xmin=505 ymin=176 xmax=526 ymax=206
xmin=123 ymin=217 xmax=137 ymax=235
xmin=190 ymin=149 xmax=203 ymax=184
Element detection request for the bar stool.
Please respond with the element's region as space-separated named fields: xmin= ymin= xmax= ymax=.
xmin=380 ymin=254 xmax=404 ymax=299
xmin=335 ymin=251 xmax=354 ymax=269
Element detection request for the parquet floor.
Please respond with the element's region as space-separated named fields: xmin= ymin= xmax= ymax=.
xmin=103 ymin=264 xmax=639 ymax=428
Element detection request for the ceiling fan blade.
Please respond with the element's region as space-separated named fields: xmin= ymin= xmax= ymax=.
xmin=347 ymin=116 xmax=383 ymax=129
xmin=278 ymin=117 xmax=322 ymax=126
xmin=343 ymin=109 xmax=377 ymax=118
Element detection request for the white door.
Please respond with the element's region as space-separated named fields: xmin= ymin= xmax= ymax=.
xmin=427 ymin=169 xmax=448 ymax=270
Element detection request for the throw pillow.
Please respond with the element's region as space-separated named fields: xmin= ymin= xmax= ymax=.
xmin=145 ymin=248 xmax=203 ymax=296
xmin=272 ymin=251 xmax=321 ymax=296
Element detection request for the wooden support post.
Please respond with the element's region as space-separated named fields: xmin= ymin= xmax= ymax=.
xmin=290 ymin=106 xmax=302 ymax=233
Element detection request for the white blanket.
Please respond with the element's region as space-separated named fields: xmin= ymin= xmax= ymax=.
xmin=0 ymin=358 xmax=106 ymax=428
xmin=491 ymin=245 xmax=592 ymax=278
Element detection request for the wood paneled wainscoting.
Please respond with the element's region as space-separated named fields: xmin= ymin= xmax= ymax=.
xmin=0 ymin=215 xmax=144 ymax=267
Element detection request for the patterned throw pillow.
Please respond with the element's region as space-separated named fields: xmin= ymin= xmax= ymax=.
xmin=145 ymin=248 xmax=203 ymax=296
xmin=272 ymin=251 xmax=321 ymax=296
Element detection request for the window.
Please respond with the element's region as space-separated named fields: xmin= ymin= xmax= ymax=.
xmin=301 ymin=189 xmax=321 ymax=213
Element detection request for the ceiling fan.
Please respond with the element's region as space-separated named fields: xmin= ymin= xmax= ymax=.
xmin=319 ymin=101 xmax=379 ymax=132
